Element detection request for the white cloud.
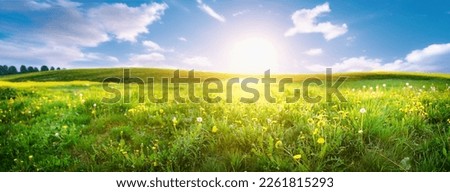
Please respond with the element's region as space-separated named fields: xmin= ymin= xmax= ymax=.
xmin=82 ymin=53 xmax=119 ymax=63
xmin=332 ymin=57 xmax=383 ymax=72
xmin=55 ymin=0 xmax=81 ymax=8
xmin=143 ymin=40 xmax=164 ymax=51
xmin=0 ymin=1 xmax=168 ymax=67
xmin=308 ymin=43 xmax=450 ymax=73
xmin=285 ymin=2 xmax=348 ymax=40
xmin=183 ymin=56 xmax=212 ymax=67
xmin=88 ymin=2 xmax=168 ymax=42
xmin=304 ymin=48 xmax=323 ymax=56
xmin=405 ymin=43 xmax=450 ymax=63
xmin=196 ymin=0 xmax=226 ymax=22
xmin=178 ymin=37 xmax=187 ymax=42
xmin=129 ymin=53 xmax=166 ymax=64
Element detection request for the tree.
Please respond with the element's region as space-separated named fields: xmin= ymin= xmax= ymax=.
xmin=27 ymin=66 xmax=34 ymax=72
xmin=20 ymin=65 xmax=28 ymax=73
xmin=33 ymin=67 xmax=39 ymax=72
xmin=0 ymin=65 xmax=7 ymax=75
xmin=50 ymin=66 xmax=55 ymax=71
xmin=56 ymin=67 xmax=61 ymax=70
xmin=7 ymin=66 xmax=18 ymax=74
xmin=40 ymin=65 xmax=49 ymax=71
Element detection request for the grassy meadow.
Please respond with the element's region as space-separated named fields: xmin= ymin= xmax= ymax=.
xmin=0 ymin=68 xmax=450 ymax=171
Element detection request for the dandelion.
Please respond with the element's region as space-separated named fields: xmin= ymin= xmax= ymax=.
xmin=196 ymin=117 xmax=203 ymax=123
xmin=400 ymin=157 xmax=411 ymax=171
xmin=293 ymin=154 xmax=302 ymax=161
xmin=55 ymin=132 xmax=60 ymax=137
xmin=383 ymin=83 xmax=386 ymax=88
xmin=262 ymin=126 xmax=268 ymax=132
xmin=317 ymin=120 xmax=326 ymax=127
xmin=406 ymin=82 xmax=409 ymax=86
xmin=352 ymin=88 xmax=355 ymax=92
xmin=363 ymin=85 xmax=366 ymax=89
xmin=267 ymin=118 xmax=272 ymax=124
xmin=28 ymin=155 xmax=33 ymax=161
xmin=275 ymin=140 xmax=283 ymax=149
xmin=93 ymin=103 xmax=97 ymax=107
xmin=359 ymin=108 xmax=367 ymax=114
xmin=152 ymin=146 xmax=157 ymax=150
xmin=172 ymin=117 xmax=178 ymax=126
xmin=62 ymin=125 xmax=68 ymax=129
xmin=159 ymin=109 xmax=164 ymax=114
xmin=312 ymin=128 xmax=319 ymax=135
xmin=153 ymin=161 xmax=158 ymax=167
xmin=358 ymin=130 xmax=363 ymax=134
xmin=422 ymin=85 xmax=426 ymax=89
xmin=317 ymin=137 xmax=325 ymax=144
xmin=307 ymin=118 xmax=314 ymax=125
xmin=211 ymin=125 xmax=218 ymax=133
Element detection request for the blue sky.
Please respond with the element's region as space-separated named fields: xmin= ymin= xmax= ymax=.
xmin=0 ymin=0 xmax=449 ymax=73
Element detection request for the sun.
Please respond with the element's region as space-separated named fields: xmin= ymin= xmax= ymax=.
xmin=229 ymin=37 xmax=279 ymax=74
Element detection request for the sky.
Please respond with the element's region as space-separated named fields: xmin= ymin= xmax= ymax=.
xmin=0 ymin=0 xmax=449 ymax=73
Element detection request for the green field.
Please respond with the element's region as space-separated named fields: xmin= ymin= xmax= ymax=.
xmin=1 ymin=68 xmax=450 ymax=171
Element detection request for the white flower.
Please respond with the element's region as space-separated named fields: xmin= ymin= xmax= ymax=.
xmin=196 ymin=117 xmax=203 ymax=123
xmin=406 ymin=82 xmax=409 ymax=86
xmin=55 ymin=132 xmax=60 ymax=137
xmin=363 ymin=85 xmax=366 ymax=89
xmin=409 ymin=85 xmax=413 ymax=89
xmin=422 ymin=85 xmax=426 ymax=89
xmin=382 ymin=84 xmax=386 ymax=88
xmin=352 ymin=88 xmax=355 ymax=92
xmin=360 ymin=108 xmax=367 ymax=114
xmin=267 ymin=118 xmax=272 ymax=124
xmin=358 ymin=130 xmax=363 ymax=134
xmin=93 ymin=103 xmax=97 ymax=107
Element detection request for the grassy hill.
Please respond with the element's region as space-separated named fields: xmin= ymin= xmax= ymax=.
xmin=0 ymin=68 xmax=449 ymax=83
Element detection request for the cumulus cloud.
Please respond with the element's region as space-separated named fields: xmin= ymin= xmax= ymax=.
xmin=143 ymin=40 xmax=164 ymax=51
xmin=88 ymin=2 xmax=168 ymax=42
xmin=196 ymin=0 xmax=226 ymax=22
xmin=178 ymin=37 xmax=187 ymax=42
xmin=0 ymin=1 xmax=168 ymax=67
xmin=308 ymin=43 xmax=450 ymax=72
xmin=129 ymin=53 xmax=166 ymax=64
xmin=183 ymin=56 xmax=212 ymax=67
xmin=285 ymin=2 xmax=348 ymax=40
xmin=304 ymin=48 xmax=323 ymax=56
xmin=405 ymin=43 xmax=450 ymax=63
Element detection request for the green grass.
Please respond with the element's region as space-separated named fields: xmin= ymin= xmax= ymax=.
xmin=0 ymin=68 xmax=449 ymax=171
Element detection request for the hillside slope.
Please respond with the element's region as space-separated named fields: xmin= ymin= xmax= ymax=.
xmin=0 ymin=68 xmax=449 ymax=82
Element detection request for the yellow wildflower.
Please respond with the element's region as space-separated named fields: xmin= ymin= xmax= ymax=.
xmin=293 ymin=154 xmax=302 ymax=161
xmin=317 ymin=137 xmax=325 ymax=144
xmin=211 ymin=125 xmax=218 ymax=133
xmin=275 ymin=140 xmax=283 ymax=149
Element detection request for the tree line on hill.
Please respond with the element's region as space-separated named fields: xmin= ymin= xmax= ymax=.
xmin=0 ymin=65 xmax=63 ymax=76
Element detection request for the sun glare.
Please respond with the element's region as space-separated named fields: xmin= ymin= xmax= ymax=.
xmin=229 ymin=37 xmax=279 ymax=74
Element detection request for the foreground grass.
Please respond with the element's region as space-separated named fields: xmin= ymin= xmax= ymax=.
xmin=0 ymin=70 xmax=449 ymax=171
